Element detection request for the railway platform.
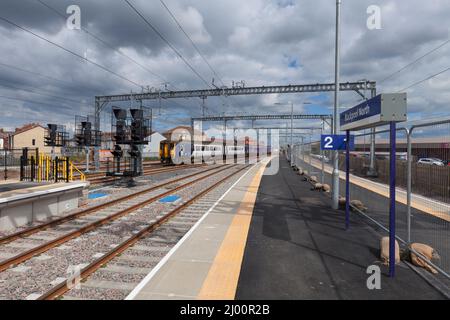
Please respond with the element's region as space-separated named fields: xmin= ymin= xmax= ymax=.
xmin=0 ymin=181 xmax=89 ymax=232
xmin=128 ymin=156 xmax=447 ymax=300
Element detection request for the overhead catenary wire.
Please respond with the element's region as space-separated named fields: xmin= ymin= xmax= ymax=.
xmin=380 ymin=38 xmax=450 ymax=84
xmin=35 ymin=0 xmax=178 ymax=91
xmin=0 ymin=61 xmax=107 ymax=96
xmin=158 ymin=1 xmax=242 ymax=110
xmin=0 ymin=62 xmax=74 ymax=87
xmin=0 ymin=81 xmax=90 ymax=106
xmin=0 ymin=15 xmax=144 ymax=90
xmin=124 ymin=0 xmax=211 ymax=89
xmin=0 ymin=94 xmax=83 ymax=113
xmin=398 ymin=65 xmax=450 ymax=92
xmin=159 ymin=0 xmax=225 ymax=88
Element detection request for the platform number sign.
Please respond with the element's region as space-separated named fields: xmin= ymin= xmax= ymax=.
xmin=320 ymin=135 xmax=355 ymax=151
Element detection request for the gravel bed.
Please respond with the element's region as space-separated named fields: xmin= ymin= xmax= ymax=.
xmin=61 ymin=286 xmax=128 ymax=300
xmin=61 ymin=165 xmax=250 ymax=300
xmin=0 ymin=165 xmax=212 ymax=239
xmin=0 ymin=165 xmax=223 ymax=255
xmin=88 ymin=269 xmax=146 ymax=284
xmin=124 ymin=249 xmax=170 ymax=258
xmin=0 ymin=164 xmax=249 ymax=299
xmin=110 ymin=260 xmax=158 ymax=269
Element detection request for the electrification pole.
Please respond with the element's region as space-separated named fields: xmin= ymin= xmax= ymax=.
xmin=332 ymin=0 xmax=341 ymax=209
xmin=290 ymin=101 xmax=293 ymax=165
xmin=368 ymin=88 xmax=377 ymax=176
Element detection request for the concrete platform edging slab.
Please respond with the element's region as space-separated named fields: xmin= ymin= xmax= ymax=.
xmin=125 ymin=163 xmax=259 ymax=300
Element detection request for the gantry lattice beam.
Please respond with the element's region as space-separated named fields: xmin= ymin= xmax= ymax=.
xmin=226 ymin=126 xmax=322 ymax=130
xmin=95 ymin=81 xmax=376 ymax=112
xmin=191 ymin=114 xmax=331 ymax=122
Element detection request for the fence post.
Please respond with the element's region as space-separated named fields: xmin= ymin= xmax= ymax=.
xmin=406 ymin=129 xmax=412 ymax=244
xmin=389 ymin=121 xmax=397 ymax=278
xmin=66 ymin=157 xmax=70 ymax=182
xmin=320 ymin=148 xmax=325 ymax=185
xmin=55 ymin=156 xmax=58 ymax=183
xmin=19 ymin=155 xmax=24 ymax=181
xmin=4 ymin=149 xmax=7 ymax=180
xmin=308 ymin=136 xmax=312 ymax=172
xmin=30 ymin=156 xmax=35 ymax=182
xmin=345 ymin=130 xmax=350 ymax=230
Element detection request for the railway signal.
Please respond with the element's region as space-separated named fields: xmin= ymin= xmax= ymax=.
xmin=75 ymin=134 xmax=85 ymax=146
xmin=128 ymin=144 xmax=140 ymax=158
xmin=111 ymin=144 xmax=123 ymax=158
xmin=44 ymin=124 xmax=58 ymax=146
xmin=130 ymin=109 xmax=147 ymax=144
xmin=113 ymin=108 xmax=128 ymax=144
xmin=44 ymin=124 xmax=68 ymax=147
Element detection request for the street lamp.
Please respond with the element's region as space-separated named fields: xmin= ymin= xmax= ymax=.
xmin=332 ymin=0 xmax=342 ymax=210
xmin=274 ymin=101 xmax=311 ymax=166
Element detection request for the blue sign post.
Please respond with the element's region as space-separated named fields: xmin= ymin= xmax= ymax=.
xmin=339 ymin=93 xmax=407 ymax=278
xmin=320 ymin=134 xmax=354 ymax=151
xmin=345 ymin=131 xmax=350 ymax=230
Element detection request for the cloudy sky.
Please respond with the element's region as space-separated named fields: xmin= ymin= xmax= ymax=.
xmin=0 ymin=0 xmax=449 ymax=138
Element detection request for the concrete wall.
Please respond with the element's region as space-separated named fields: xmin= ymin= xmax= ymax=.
xmin=0 ymin=185 xmax=84 ymax=232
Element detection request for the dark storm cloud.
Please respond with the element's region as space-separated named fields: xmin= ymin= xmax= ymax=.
xmin=0 ymin=0 xmax=62 ymax=33
xmin=0 ymin=0 xmax=450 ymax=133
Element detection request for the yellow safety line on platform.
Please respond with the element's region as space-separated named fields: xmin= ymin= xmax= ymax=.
xmin=197 ymin=162 xmax=267 ymax=300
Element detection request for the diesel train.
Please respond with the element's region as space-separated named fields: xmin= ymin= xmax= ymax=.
xmin=159 ymin=138 xmax=268 ymax=165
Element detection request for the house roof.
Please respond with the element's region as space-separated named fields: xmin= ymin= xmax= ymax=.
xmin=13 ymin=123 xmax=46 ymax=135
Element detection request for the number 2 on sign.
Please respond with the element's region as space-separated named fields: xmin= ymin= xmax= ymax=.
xmin=324 ymin=136 xmax=333 ymax=149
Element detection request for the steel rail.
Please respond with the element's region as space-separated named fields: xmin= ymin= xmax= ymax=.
xmin=0 ymin=164 xmax=217 ymax=246
xmin=77 ymin=163 xmax=165 ymax=179
xmin=0 ymin=164 xmax=234 ymax=272
xmin=39 ymin=164 xmax=251 ymax=300
xmin=87 ymin=164 xmax=204 ymax=184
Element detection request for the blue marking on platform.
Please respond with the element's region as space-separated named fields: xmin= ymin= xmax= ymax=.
xmin=159 ymin=195 xmax=181 ymax=203
xmin=88 ymin=192 xmax=108 ymax=199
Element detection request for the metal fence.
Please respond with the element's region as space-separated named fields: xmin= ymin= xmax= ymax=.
xmin=0 ymin=148 xmax=37 ymax=180
xmin=292 ymin=119 xmax=450 ymax=280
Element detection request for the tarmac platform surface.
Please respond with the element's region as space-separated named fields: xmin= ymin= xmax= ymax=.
xmin=130 ymin=156 xmax=446 ymax=300
xmin=0 ymin=182 xmax=50 ymax=194
xmin=235 ymin=157 xmax=446 ymax=299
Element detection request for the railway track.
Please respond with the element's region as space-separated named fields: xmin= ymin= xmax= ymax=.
xmin=86 ymin=164 xmax=203 ymax=185
xmin=0 ymin=164 xmax=250 ymax=300
xmin=75 ymin=163 xmax=164 ymax=180
xmin=73 ymin=161 xmax=160 ymax=173
xmin=0 ymin=164 xmax=218 ymax=247
xmin=42 ymin=164 xmax=250 ymax=300
xmin=0 ymin=165 xmax=228 ymax=271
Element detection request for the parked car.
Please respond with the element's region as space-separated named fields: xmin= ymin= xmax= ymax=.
xmin=417 ymin=158 xmax=445 ymax=166
xmin=312 ymin=154 xmax=330 ymax=162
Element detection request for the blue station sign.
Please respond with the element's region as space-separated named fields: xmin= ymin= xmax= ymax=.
xmin=320 ymin=134 xmax=355 ymax=151
xmin=340 ymin=93 xmax=407 ymax=131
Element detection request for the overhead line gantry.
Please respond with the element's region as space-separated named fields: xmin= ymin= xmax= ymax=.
xmin=93 ymin=80 xmax=376 ymax=169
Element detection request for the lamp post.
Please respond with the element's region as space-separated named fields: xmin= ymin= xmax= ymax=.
xmin=274 ymin=101 xmax=311 ymax=166
xmin=332 ymin=0 xmax=342 ymax=209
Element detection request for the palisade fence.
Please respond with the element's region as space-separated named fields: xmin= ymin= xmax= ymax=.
xmin=0 ymin=149 xmax=30 ymax=180
xmin=292 ymin=119 xmax=450 ymax=279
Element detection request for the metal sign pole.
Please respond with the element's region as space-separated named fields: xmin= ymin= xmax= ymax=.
xmin=389 ymin=121 xmax=397 ymax=277
xmin=321 ymin=121 xmax=325 ymax=184
xmin=332 ymin=0 xmax=342 ymax=210
xmin=345 ymin=130 xmax=350 ymax=229
xmin=85 ymin=146 xmax=90 ymax=173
